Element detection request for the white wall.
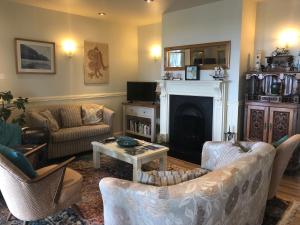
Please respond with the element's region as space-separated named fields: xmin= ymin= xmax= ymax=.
xmin=137 ymin=23 xmax=162 ymax=81
xmin=0 ymin=1 xmax=139 ymax=133
xmin=238 ymin=0 xmax=257 ymax=137
xmin=255 ymin=0 xmax=300 ymax=61
xmin=162 ymin=0 xmax=244 ymax=133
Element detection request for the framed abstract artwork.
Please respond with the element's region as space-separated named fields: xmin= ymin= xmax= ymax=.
xmin=84 ymin=41 xmax=109 ymax=84
xmin=15 ymin=38 xmax=56 ymax=74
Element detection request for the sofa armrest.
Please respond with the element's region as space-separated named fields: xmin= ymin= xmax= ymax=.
xmin=99 ymin=177 xmax=178 ymax=225
xmin=103 ymin=107 xmax=115 ymax=131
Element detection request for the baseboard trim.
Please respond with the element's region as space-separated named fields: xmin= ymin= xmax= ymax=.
xmin=28 ymin=92 xmax=126 ymax=103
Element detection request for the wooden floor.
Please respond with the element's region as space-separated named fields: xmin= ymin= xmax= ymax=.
xmin=277 ymin=173 xmax=300 ymax=224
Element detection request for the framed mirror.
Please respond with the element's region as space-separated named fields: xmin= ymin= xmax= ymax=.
xmin=164 ymin=41 xmax=231 ymax=71
xmin=165 ymin=49 xmax=190 ymax=70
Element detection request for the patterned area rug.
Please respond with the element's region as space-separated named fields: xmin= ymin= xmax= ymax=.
xmin=0 ymin=155 xmax=184 ymax=225
xmin=0 ymin=155 xmax=298 ymax=225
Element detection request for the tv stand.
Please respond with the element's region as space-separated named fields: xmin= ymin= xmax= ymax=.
xmin=122 ymin=102 xmax=159 ymax=142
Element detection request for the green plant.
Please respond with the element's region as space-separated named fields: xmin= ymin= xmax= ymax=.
xmin=0 ymin=91 xmax=28 ymax=126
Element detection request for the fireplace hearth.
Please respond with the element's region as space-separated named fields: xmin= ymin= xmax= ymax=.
xmin=169 ymin=95 xmax=213 ymax=164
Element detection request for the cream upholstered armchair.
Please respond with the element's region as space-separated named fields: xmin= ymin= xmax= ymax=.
xmin=268 ymin=134 xmax=300 ymax=199
xmin=0 ymin=145 xmax=82 ymax=225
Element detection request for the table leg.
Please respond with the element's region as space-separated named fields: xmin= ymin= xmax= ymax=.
xmin=159 ymin=153 xmax=168 ymax=171
xmin=132 ymin=160 xmax=141 ymax=182
xmin=93 ymin=150 xmax=101 ymax=169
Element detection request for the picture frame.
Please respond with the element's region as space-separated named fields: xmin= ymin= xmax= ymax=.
xmin=15 ymin=38 xmax=56 ymax=74
xmin=84 ymin=41 xmax=109 ymax=84
xmin=185 ymin=65 xmax=200 ymax=80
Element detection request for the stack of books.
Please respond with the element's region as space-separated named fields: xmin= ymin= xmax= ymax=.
xmin=128 ymin=120 xmax=151 ymax=136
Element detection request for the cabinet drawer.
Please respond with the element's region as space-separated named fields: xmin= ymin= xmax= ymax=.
xmin=126 ymin=106 xmax=153 ymax=118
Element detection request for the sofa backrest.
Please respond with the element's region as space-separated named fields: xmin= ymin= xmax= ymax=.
xmin=26 ymin=104 xmax=101 ymax=128
xmin=154 ymin=142 xmax=275 ymax=225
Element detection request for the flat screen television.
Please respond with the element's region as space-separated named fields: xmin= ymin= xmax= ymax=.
xmin=127 ymin=82 xmax=157 ymax=102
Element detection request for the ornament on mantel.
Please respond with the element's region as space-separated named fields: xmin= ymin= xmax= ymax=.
xmin=210 ymin=66 xmax=226 ymax=80
xmin=224 ymin=126 xmax=236 ymax=143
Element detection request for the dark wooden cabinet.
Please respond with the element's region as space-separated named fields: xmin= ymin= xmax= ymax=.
xmin=244 ymin=102 xmax=300 ymax=143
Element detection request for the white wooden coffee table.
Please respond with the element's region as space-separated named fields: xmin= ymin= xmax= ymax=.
xmin=92 ymin=140 xmax=169 ymax=182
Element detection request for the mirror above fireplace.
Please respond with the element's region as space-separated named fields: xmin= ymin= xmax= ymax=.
xmin=164 ymin=41 xmax=231 ymax=71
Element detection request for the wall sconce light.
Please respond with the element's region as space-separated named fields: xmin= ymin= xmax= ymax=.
xmin=150 ymin=45 xmax=161 ymax=62
xmin=62 ymin=40 xmax=76 ymax=58
xmin=279 ymin=29 xmax=299 ymax=48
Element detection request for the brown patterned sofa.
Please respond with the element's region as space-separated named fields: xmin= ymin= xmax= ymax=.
xmin=100 ymin=141 xmax=276 ymax=225
xmin=26 ymin=104 xmax=114 ymax=159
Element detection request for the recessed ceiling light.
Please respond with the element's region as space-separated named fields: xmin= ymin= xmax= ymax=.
xmin=98 ymin=12 xmax=106 ymax=16
xmin=144 ymin=0 xmax=154 ymax=3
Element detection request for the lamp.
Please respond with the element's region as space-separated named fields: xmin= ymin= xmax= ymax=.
xmin=279 ymin=29 xmax=299 ymax=48
xmin=62 ymin=40 xmax=76 ymax=58
xmin=150 ymin=45 xmax=161 ymax=62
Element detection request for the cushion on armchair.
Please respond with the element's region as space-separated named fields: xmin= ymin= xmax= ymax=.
xmin=81 ymin=104 xmax=104 ymax=125
xmin=0 ymin=144 xmax=37 ymax=178
xmin=60 ymin=106 xmax=82 ymax=128
xmin=0 ymin=122 xmax=22 ymax=147
xmin=137 ymin=168 xmax=209 ymax=186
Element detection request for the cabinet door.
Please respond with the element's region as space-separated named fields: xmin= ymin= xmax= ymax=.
xmin=268 ymin=107 xmax=295 ymax=143
xmin=246 ymin=105 xmax=269 ymax=142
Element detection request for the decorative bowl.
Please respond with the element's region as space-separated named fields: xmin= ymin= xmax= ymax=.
xmin=116 ymin=136 xmax=138 ymax=148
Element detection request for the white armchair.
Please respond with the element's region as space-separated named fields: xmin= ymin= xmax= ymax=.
xmin=100 ymin=141 xmax=276 ymax=225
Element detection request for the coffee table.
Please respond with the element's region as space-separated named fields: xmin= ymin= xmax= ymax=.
xmin=92 ymin=140 xmax=169 ymax=182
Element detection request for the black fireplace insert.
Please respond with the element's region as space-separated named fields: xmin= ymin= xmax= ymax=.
xmin=169 ymin=95 xmax=213 ymax=164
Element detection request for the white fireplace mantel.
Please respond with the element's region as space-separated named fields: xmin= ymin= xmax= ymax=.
xmin=158 ymin=80 xmax=228 ymax=142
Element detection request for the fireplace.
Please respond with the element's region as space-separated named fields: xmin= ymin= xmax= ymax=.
xmin=158 ymin=80 xmax=228 ymax=164
xmin=169 ymin=95 xmax=213 ymax=163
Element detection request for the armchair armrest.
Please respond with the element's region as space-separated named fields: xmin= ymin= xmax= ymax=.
xmin=103 ymin=107 xmax=115 ymax=131
xmin=29 ymin=156 xmax=75 ymax=183
xmin=24 ymin=143 xmax=47 ymax=158
xmin=28 ymin=156 xmax=75 ymax=203
xmin=201 ymin=141 xmax=235 ymax=170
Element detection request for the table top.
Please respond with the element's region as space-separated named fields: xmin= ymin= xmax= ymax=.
xmin=92 ymin=140 xmax=169 ymax=160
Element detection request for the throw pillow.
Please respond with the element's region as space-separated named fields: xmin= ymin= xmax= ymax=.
xmin=272 ymin=135 xmax=289 ymax=148
xmin=0 ymin=122 xmax=22 ymax=147
xmin=81 ymin=104 xmax=104 ymax=125
xmin=60 ymin=106 xmax=83 ymax=128
xmin=40 ymin=110 xmax=60 ymax=132
xmin=137 ymin=168 xmax=209 ymax=186
xmin=29 ymin=112 xmax=48 ymax=129
xmin=0 ymin=144 xmax=37 ymax=178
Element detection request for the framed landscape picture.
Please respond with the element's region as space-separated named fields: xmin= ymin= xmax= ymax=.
xmin=185 ymin=65 xmax=200 ymax=80
xmin=15 ymin=38 xmax=56 ymax=74
xmin=84 ymin=41 xmax=109 ymax=84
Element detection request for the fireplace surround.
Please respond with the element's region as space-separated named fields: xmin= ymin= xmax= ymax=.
xmin=158 ymin=80 xmax=228 ymax=163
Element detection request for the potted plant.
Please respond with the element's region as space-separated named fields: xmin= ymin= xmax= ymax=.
xmin=0 ymin=91 xmax=28 ymax=126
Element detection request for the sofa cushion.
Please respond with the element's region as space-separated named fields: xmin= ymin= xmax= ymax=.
xmin=0 ymin=144 xmax=37 ymax=178
xmin=81 ymin=104 xmax=104 ymax=125
xmin=28 ymin=112 xmax=48 ymax=129
xmin=51 ymin=124 xmax=110 ymax=143
xmin=60 ymin=106 xmax=83 ymax=128
xmin=137 ymin=168 xmax=209 ymax=186
xmin=39 ymin=110 xmax=60 ymax=132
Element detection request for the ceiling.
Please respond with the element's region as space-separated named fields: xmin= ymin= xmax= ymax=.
xmin=9 ymin=0 xmax=222 ymax=26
